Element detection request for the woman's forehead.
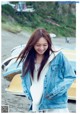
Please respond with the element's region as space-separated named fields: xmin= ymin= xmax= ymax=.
xmin=36 ymin=37 xmax=48 ymax=44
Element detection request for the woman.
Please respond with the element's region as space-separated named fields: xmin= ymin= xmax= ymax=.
xmin=17 ymin=28 xmax=76 ymax=112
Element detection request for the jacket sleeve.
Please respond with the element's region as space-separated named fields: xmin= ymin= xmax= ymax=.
xmin=21 ymin=74 xmax=33 ymax=101
xmin=46 ymin=52 xmax=76 ymax=99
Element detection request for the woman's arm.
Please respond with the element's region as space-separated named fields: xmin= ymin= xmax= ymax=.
xmin=46 ymin=52 xmax=76 ymax=99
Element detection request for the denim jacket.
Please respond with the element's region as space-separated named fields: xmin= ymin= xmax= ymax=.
xmin=21 ymin=52 xmax=76 ymax=111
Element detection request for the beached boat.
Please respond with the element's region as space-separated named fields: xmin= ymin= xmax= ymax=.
xmin=2 ymin=57 xmax=22 ymax=81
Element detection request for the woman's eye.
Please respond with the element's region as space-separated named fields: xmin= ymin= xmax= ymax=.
xmin=35 ymin=44 xmax=48 ymax=47
xmin=36 ymin=45 xmax=40 ymax=46
xmin=44 ymin=45 xmax=47 ymax=46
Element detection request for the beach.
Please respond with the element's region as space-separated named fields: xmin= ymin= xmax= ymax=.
xmin=1 ymin=29 xmax=76 ymax=112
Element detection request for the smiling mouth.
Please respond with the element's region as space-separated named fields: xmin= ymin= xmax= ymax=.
xmin=38 ymin=50 xmax=45 ymax=53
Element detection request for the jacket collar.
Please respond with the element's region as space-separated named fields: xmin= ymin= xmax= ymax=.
xmin=42 ymin=50 xmax=61 ymax=71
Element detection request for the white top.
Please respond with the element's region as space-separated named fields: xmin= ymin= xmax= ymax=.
xmin=30 ymin=63 xmax=49 ymax=112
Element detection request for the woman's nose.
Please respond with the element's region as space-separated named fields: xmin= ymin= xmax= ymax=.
xmin=40 ymin=46 xmax=44 ymax=50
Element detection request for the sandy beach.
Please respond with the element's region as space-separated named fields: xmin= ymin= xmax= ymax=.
xmin=1 ymin=29 xmax=76 ymax=112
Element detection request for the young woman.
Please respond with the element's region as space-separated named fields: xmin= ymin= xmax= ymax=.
xmin=17 ymin=28 xmax=76 ymax=112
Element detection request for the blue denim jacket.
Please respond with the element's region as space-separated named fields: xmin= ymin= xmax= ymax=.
xmin=21 ymin=52 xmax=76 ymax=111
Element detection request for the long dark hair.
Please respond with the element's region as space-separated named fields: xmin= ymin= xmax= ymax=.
xmin=17 ymin=28 xmax=55 ymax=80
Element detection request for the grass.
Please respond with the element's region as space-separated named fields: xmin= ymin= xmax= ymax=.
xmin=2 ymin=20 xmax=75 ymax=37
xmin=21 ymin=26 xmax=34 ymax=34
xmin=2 ymin=22 xmax=22 ymax=34
xmin=2 ymin=12 xmax=76 ymax=37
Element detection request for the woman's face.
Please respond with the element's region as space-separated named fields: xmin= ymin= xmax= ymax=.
xmin=34 ymin=37 xmax=48 ymax=55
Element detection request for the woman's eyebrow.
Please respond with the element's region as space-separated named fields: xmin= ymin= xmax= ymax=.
xmin=36 ymin=43 xmax=48 ymax=45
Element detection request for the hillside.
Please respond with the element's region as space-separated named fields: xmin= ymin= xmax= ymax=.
xmin=1 ymin=1 xmax=76 ymax=37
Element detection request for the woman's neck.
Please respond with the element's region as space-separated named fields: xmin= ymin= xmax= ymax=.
xmin=35 ymin=54 xmax=44 ymax=64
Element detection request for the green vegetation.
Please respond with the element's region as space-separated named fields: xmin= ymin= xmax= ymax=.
xmin=2 ymin=22 xmax=22 ymax=33
xmin=1 ymin=2 xmax=76 ymax=37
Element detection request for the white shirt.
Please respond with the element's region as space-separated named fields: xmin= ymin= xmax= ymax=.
xmin=30 ymin=63 xmax=49 ymax=112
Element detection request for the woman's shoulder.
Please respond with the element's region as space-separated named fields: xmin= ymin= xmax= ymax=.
xmin=55 ymin=51 xmax=64 ymax=57
xmin=50 ymin=51 xmax=66 ymax=64
xmin=51 ymin=45 xmax=65 ymax=58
